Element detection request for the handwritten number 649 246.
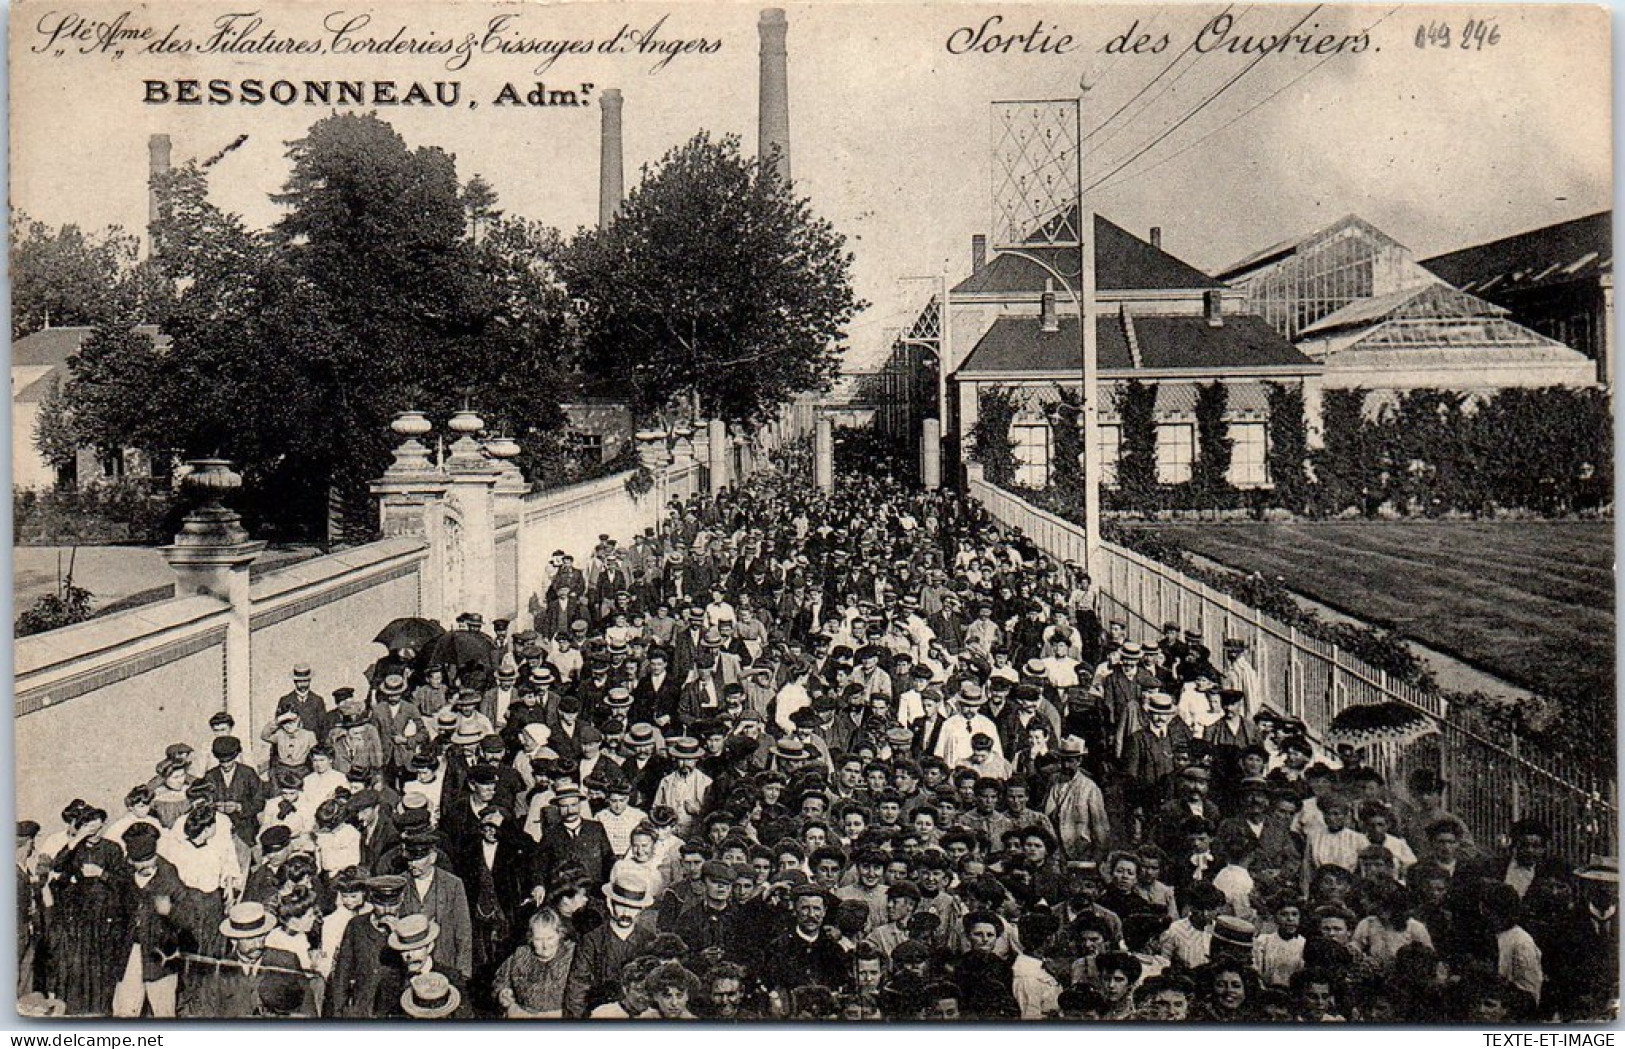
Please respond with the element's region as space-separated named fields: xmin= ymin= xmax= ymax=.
xmin=1414 ymin=19 xmax=1501 ymax=50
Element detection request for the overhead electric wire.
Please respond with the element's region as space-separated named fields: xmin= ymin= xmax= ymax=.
xmin=1081 ymin=4 xmax=1326 ymax=195
xmin=1091 ymin=6 xmax=1401 ymax=194
xmin=1080 ymin=5 xmax=1228 ymax=147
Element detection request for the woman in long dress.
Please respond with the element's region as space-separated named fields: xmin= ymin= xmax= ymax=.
xmin=44 ymin=808 xmax=138 ymax=1015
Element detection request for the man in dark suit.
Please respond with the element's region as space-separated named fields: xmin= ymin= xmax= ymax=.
xmin=535 ymin=586 xmax=588 ymax=640
xmin=1123 ymin=695 xmax=1192 ymax=839
xmin=326 ymin=876 xmax=408 ymax=1017
xmin=536 ymin=784 xmax=616 ymax=887
xmin=549 ymin=555 xmax=587 ymax=600
xmin=401 ymin=836 xmax=475 ymax=985
xmin=353 ymin=790 xmax=401 ymax=872
xmin=632 ymin=648 xmax=681 ymax=729
xmin=278 ymin=664 xmax=331 ymax=742
xmin=763 ymin=886 xmax=851 ymax=1001
xmin=203 ymin=737 xmax=265 ymax=849
xmin=440 ymin=766 xmax=501 ymax=864
xmin=1214 ymin=777 xmax=1300 ymax=879
xmin=564 ymin=870 xmax=659 ymax=1017
xmin=670 ymin=607 xmax=708 ymax=683
xmin=672 ymin=860 xmax=751 ymax=956
xmin=120 ymin=824 xmax=188 ymax=1017
xmin=593 ymin=556 xmax=632 ymax=617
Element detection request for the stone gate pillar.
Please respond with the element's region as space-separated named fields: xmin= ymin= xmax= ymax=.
xmin=814 ymin=413 xmax=834 ymax=492
xmin=442 ymin=410 xmax=502 ymax=624
xmin=921 ymin=417 xmax=942 ymax=490
xmin=162 ymin=459 xmax=265 ymax=732
xmin=707 ymin=417 xmax=730 ymax=495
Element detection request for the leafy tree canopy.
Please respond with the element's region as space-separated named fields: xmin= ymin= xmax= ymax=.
xmin=10 ymin=215 xmax=143 ymax=339
xmin=61 ymin=114 xmax=572 ymax=540
xmin=562 ymin=132 xmax=863 ymax=429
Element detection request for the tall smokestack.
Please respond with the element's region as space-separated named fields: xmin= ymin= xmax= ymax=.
xmin=148 ymin=134 xmax=171 ymax=257
xmin=758 ymin=9 xmax=790 ymax=184
xmin=598 ymin=89 xmax=624 ymax=227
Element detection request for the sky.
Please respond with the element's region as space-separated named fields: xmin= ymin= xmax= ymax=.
xmin=9 ymin=2 xmax=1612 ymax=369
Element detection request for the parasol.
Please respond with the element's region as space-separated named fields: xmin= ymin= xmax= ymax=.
xmin=373 ymin=617 xmax=446 ymax=652
xmin=1327 ymin=701 xmax=1439 ymax=749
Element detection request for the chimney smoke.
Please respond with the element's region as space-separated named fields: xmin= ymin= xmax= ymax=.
xmin=758 ymin=9 xmax=791 ymax=184
xmin=599 ymin=89 xmax=624 ymax=228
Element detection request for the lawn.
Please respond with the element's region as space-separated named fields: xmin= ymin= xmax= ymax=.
xmin=1147 ymin=520 xmax=1615 ymax=701
xmin=14 ymin=545 xmax=322 ymax=620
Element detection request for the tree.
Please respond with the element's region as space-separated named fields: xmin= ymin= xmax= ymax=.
xmin=1312 ymin=388 xmax=1380 ymax=516
xmin=1115 ymin=379 xmax=1158 ymax=500
xmin=59 ymin=115 xmax=572 ymax=541
xmin=968 ymin=386 xmax=1019 ymax=486
xmin=1264 ymin=381 xmax=1308 ymax=513
xmin=562 ymin=132 xmax=862 ymax=428
xmin=1191 ymin=381 xmax=1233 ymax=499
xmin=460 ymin=174 xmax=503 ymax=244
xmin=1043 ymin=385 xmax=1083 ymax=502
xmin=9 ymin=215 xmax=142 ymax=339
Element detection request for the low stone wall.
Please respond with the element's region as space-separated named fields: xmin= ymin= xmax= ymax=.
xmin=16 ymin=595 xmax=231 ymax=824
xmin=13 ymin=433 xmax=735 ymax=825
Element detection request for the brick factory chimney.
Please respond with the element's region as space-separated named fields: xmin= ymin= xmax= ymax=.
xmin=599 ymin=89 xmax=624 ymax=228
xmin=972 ymin=234 xmax=987 ymax=273
xmin=148 ymin=134 xmax=171 ymax=257
xmin=758 ymin=9 xmax=790 ymax=184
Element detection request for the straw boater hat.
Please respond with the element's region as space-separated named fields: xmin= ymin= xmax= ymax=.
xmin=388 ymin=913 xmax=442 ymax=953
xmin=1145 ymin=692 xmax=1177 ymax=714
xmin=1212 ymin=916 xmax=1256 ymax=951
xmin=771 ymin=737 xmax=810 ymax=762
xmin=450 ymin=722 xmax=486 ymax=746
xmin=379 ymin=673 xmax=408 ymax=698
xmin=604 ymin=868 xmax=658 ymax=909
xmin=401 ymin=972 xmax=461 ymax=1019
xmin=1577 ymin=856 xmax=1619 ymax=883
xmin=667 ymin=737 xmax=704 ymax=761
xmin=220 ymin=902 xmax=278 ymax=940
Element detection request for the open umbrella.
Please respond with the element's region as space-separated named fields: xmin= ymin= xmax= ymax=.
xmin=422 ymin=628 xmax=499 ymax=684
xmin=373 ymin=617 xmax=445 ymax=652
xmin=1328 ymin=701 xmax=1439 ymax=749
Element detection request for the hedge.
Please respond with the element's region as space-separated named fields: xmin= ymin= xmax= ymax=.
xmin=1008 ymin=481 xmax=1613 ymax=777
xmin=981 ymin=383 xmax=1611 ymax=519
